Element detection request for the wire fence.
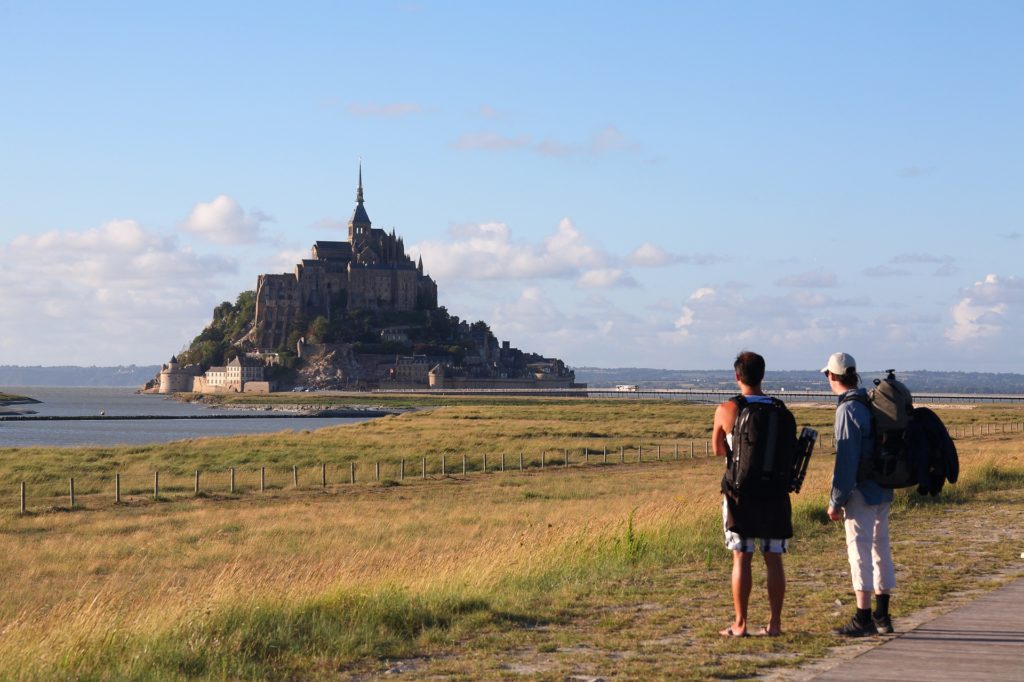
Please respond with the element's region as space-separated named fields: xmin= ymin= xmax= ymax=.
xmin=10 ymin=421 xmax=1023 ymax=515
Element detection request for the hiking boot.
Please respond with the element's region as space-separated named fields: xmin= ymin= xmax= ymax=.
xmin=835 ymin=615 xmax=877 ymax=637
xmin=873 ymin=614 xmax=894 ymax=634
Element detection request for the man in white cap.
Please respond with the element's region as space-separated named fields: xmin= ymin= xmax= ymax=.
xmin=823 ymin=352 xmax=895 ymax=636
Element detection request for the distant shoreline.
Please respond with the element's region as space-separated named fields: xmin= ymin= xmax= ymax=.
xmin=0 ymin=393 xmax=41 ymax=416
xmin=0 ymin=393 xmax=39 ymax=404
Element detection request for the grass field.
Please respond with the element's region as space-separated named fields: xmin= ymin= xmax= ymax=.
xmin=1 ymin=398 xmax=1022 ymax=679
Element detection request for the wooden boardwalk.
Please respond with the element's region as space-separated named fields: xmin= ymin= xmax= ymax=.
xmin=814 ymin=576 xmax=1024 ymax=681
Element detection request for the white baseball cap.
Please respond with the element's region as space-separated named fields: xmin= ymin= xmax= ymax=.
xmin=821 ymin=352 xmax=856 ymax=375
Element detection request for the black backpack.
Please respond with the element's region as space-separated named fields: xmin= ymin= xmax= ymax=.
xmin=842 ymin=370 xmax=959 ymax=495
xmin=722 ymin=396 xmax=798 ymax=497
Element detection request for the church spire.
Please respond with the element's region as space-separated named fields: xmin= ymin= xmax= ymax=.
xmin=348 ymin=161 xmax=372 ymax=243
xmin=356 ymin=162 xmax=364 ymax=205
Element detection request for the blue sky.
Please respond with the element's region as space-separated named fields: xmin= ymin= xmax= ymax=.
xmin=1 ymin=1 xmax=1021 ymax=371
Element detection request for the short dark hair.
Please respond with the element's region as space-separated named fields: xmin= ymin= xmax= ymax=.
xmin=734 ymin=351 xmax=765 ymax=387
xmin=830 ymin=368 xmax=859 ymax=388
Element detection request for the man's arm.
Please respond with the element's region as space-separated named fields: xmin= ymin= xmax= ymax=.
xmin=828 ymin=403 xmax=862 ymax=515
xmin=712 ymin=400 xmax=737 ymax=457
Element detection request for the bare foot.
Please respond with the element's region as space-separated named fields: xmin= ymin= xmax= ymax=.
xmin=719 ymin=625 xmax=748 ymax=637
xmin=755 ymin=626 xmax=781 ymax=636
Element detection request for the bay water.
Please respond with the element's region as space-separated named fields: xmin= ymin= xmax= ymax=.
xmin=0 ymin=387 xmax=372 ymax=447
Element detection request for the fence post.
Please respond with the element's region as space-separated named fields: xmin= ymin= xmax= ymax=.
xmin=350 ymin=462 xmax=356 ymax=484
xmin=564 ymin=448 xmax=569 ymax=468
xmin=321 ymin=463 xmax=326 ymax=488
xmin=657 ymin=445 xmax=662 ymax=461
xmin=230 ymin=467 xmax=236 ymax=494
xmin=674 ymin=443 xmax=679 ymax=460
xmin=153 ymin=471 xmax=159 ymax=500
xmin=690 ymin=442 xmax=694 ymax=459
xmin=20 ymin=482 xmax=26 ymax=514
xmin=441 ymin=455 xmax=446 ymax=476
xmin=422 ymin=457 xmax=426 ymax=479
xmin=519 ymin=452 xmax=524 ymax=471
xmin=705 ymin=441 xmax=709 ymax=456
xmin=375 ymin=461 xmax=380 ymax=481
xmin=293 ymin=465 xmax=298 ymax=488
xmin=619 ymin=446 xmax=624 ymax=463
xmin=462 ymin=455 xmax=467 ymax=477
xmin=483 ymin=453 xmax=488 ymax=473
xmin=69 ymin=478 xmax=75 ymax=508
xmin=115 ymin=473 xmax=121 ymax=503
xmin=195 ymin=469 xmax=200 ymax=495
xmin=260 ymin=467 xmax=266 ymax=492
xmin=603 ymin=446 xmax=608 ymax=464
xmin=501 ymin=453 xmax=505 ymax=472
xmin=400 ymin=459 xmax=405 ymax=481
xmin=541 ymin=452 xmax=545 ymax=469
xmin=638 ymin=445 xmax=643 ymax=463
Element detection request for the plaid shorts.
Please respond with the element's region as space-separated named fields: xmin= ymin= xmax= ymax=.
xmin=722 ymin=497 xmax=789 ymax=553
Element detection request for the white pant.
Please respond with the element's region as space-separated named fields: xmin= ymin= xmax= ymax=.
xmin=842 ymin=489 xmax=896 ymax=593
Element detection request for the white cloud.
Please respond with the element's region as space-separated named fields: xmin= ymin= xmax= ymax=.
xmin=673 ymin=306 xmax=696 ymax=336
xmin=689 ymin=287 xmax=716 ymax=301
xmin=626 ymin=242 xmax=678 ymax=267
xmin=945 ymin=274 xmax=1022 ymax=343
xmin=0 ymin=221 xmax=237 ymax=365
xmin=181 ymin=195 xmax=272 ymax=245
xmin=576 ymin=268 xmax=637 ymax=289
xmin=491 ymin=287 xmax=597 ymax=336
xmin=410 ymin=218 xmax=608 ymax=283
xmin=345 ymin=102 xmax=423 ymax=117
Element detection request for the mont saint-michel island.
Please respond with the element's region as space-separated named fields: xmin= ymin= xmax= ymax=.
xmin=147 ymin=168 xmax=580 ymax=395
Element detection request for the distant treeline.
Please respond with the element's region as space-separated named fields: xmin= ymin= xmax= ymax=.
xmin=0 ymin=365 xmax=162 ymax=388
xmin=573 ymin=367 xmax=1024 ymax=395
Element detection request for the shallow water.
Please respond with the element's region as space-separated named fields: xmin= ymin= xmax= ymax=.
xmin=0 ymin=387 xmax=370 ymax=447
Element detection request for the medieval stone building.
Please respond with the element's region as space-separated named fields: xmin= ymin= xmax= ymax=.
xmin=251 ymin=168 xmax=438 ymax=350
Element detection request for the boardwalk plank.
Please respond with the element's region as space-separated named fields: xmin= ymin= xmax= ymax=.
xmin=814 ymin=577 xmax=1024 ymax=681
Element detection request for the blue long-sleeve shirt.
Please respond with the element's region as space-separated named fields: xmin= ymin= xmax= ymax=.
xmin=830 ymin=388 xmax=893 ymax=508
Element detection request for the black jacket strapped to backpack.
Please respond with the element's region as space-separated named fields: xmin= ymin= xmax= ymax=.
xmin=840 ymin=393 xmax=959 ymax=496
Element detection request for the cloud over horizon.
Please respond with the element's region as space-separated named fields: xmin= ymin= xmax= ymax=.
xmin=0 ymin=220 xmax=237 ymax=365
xmin=946 ymin=273 xmax=1023 ymax=343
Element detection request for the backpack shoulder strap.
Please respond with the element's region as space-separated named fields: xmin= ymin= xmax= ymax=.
xmin=731 ymin=395 xmax=747 ymax=409
xmin=840 ymin=392 xmax=871 ymax=408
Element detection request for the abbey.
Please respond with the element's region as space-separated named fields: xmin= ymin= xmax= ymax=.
xmin=251 ymin=168 xmax=438 ymax=350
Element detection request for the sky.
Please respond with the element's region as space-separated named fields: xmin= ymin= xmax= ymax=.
xmin=0 ymin=1 xmax=1022 ymax=371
